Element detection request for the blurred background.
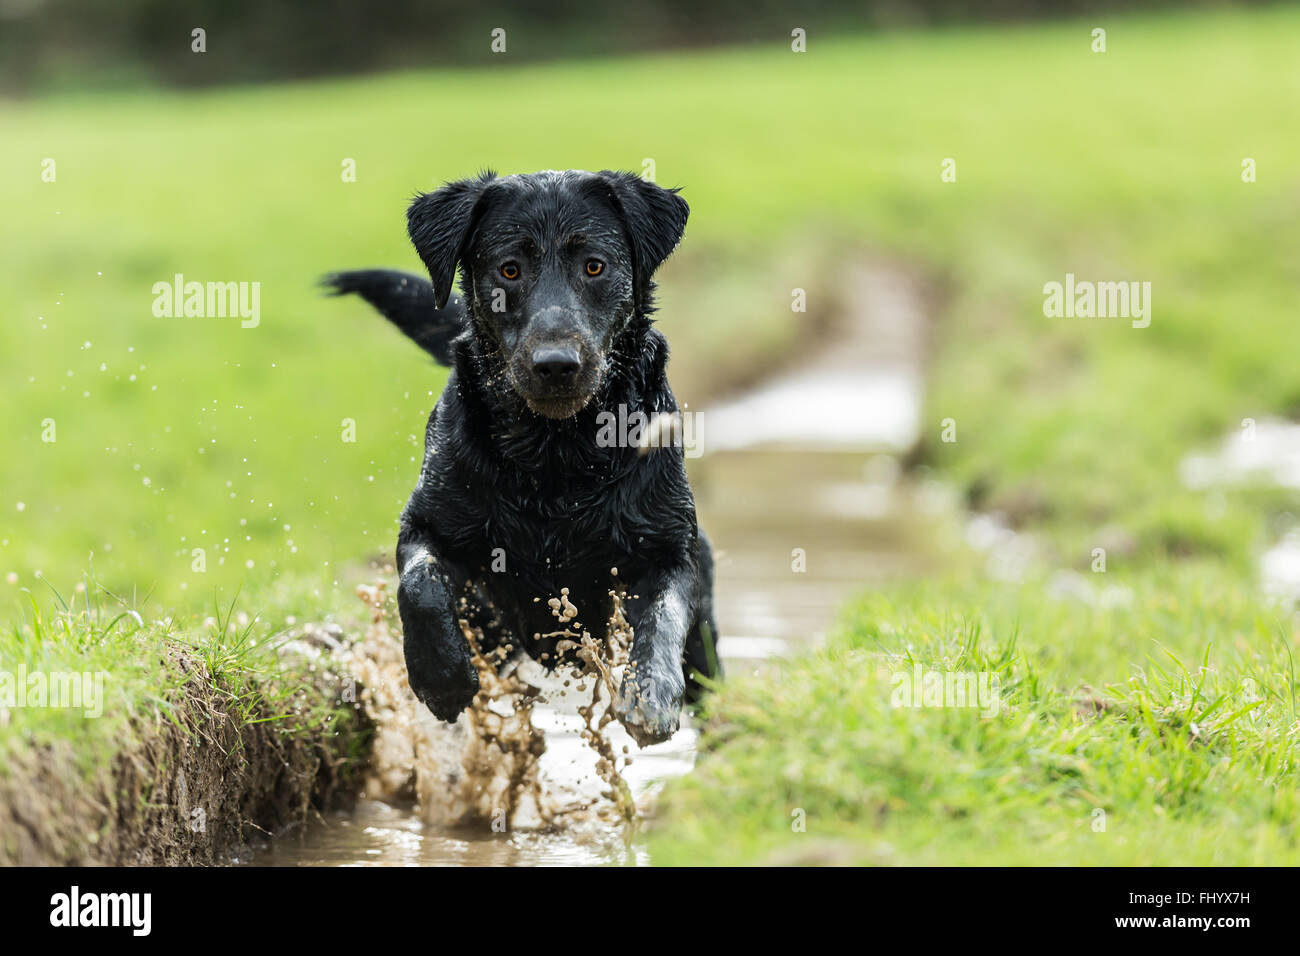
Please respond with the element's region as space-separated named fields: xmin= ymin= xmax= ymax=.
xmin=0 ymin=0 xmax=1214 ymax=91
xmin=2 ymin=0 xmax=1296 ymax=611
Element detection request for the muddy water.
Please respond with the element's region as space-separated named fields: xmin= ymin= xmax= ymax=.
xmin=1180 ymin=418 xmax=1300 ymax=599
xmin=247 ymin=263 xmax=934 ymax=867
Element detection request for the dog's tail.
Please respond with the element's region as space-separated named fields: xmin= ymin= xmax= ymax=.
xmin=321 ymin=269 xmax=466 ymax=366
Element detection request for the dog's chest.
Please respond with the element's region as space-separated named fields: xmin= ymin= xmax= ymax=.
xmin=435 ymin=461 xmax=653 ymax=577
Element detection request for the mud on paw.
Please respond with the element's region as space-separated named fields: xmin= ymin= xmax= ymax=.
xmin=613 ymin=668 xmax=683 ymax=747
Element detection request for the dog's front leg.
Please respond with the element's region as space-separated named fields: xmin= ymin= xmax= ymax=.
xmin=613 ymin=563 xmax=698 ymax=746
xmin=396 ymin=528 xmax=478 ymax=722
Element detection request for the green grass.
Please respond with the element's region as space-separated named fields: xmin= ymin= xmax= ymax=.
xmin=650 ymin=565 xmax=1300 ymax=865
xmin=0 ymin=571 xmax=373 ymax=863
xmin=0 ymin=574 xmax=361 ymax=774
xmin=0 ymin=567 xmax=374 ymax=860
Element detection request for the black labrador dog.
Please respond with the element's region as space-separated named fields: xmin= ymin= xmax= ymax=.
xmin=325 ymin=169 xmax=719 ymax=746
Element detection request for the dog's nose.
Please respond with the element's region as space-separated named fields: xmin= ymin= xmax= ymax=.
xmin=531 ymin=347 xmax=581 ymax=382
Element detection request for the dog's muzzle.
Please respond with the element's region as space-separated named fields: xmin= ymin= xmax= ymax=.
xmin=511 ymin=342 xmax=601 ymax=419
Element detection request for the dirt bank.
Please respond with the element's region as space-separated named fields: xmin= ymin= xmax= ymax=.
xmin=0 ymin=640 xmax=370 ymax=866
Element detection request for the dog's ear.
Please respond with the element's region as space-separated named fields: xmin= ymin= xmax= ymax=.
xmin=595 ymin=171 xmax=689 ymax=306
xmin=407 ymin=170 xmax=498 ymax=309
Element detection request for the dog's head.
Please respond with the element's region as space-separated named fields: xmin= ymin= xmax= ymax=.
xmin=407 ymin=169 xmax=688 ymax=419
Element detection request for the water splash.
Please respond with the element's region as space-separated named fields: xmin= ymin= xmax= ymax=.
xmin=346 ymin=575 xmax=642 ymax=833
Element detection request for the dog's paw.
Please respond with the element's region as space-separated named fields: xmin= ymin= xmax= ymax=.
xmin=416 ymin=676 xmax=478 ymax=723
xmin=410 ymin=666 xmax=480 ymax=722
xmin=612 ymin=669 xmax=683 ymax=747
xmin=399 ymin=611 xmax=479 ymax=722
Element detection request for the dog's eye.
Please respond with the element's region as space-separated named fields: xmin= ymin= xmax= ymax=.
xmin=585 ymin=259 xmax=604 ymax=277
xmin=500 ymin=263 xmax=520 ymax=280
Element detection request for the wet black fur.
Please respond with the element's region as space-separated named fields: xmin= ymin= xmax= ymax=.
xmin=324 ymin=169 xmax=720 ymax=746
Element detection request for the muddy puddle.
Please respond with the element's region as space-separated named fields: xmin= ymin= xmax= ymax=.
xmin=245 ymin=263 xmax=936 ymax=866
xmin=1180 ymin=417 xmax=1300 ymax=599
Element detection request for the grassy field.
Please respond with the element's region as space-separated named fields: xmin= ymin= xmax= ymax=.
xmin=650 ymin=566 xmax=1300 ymax=865
xmin=4 ymin=5 xmax=1300 ymax=864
